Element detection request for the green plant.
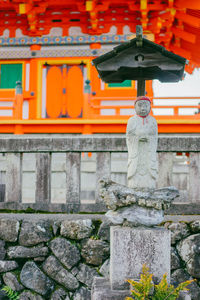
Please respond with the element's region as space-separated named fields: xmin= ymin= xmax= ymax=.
xmin=1 ymin=286 xmax=19 ymax=300
xmin=126 ymin=265 xmax=193 ymax=300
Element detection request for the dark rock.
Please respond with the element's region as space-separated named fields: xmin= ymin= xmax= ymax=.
xmin=19 ymin=290 xmax=44 ymax=300
xmin=52 ymin=221 xmax=60 ymax=236
xmin=19 ymin=220 xmax=53 ymax=246
xmin=7 ymin=245 xmax=48 ymax=259
xmin=99 ymin=259 xmax=110 ymax=278
xmin=3 ymin=272 xmax=23 ymax=291
xmin=0 ymin=219 xmax=19 ymax=242
xmin=171 ymin=247 xmax=181 ymax=271
xmin=60 ymin=219 xmax=93 ymax=240
xmin=81 ymin=239 xmax=109 ymax=266
xmin=73 ymin=286 xmax=91 ymax=300
xmin=49 ymin=237 xmax=80 ymax=269
xmin=186 ymin=256 xmax=200 ymax=280
xmin=42 ymin=255 xmax=79 ymax=291
xmin=76 ymin=263 xmax=99 ymax=288
xmin=0 ymin=240 xmax=6 ymax=260
xmin=20 ymin=261 xmax=54 ymax=296
xmin=98 ymin=220 xmax=112 ymax=242
xmin=189 ymin=221 xmax=200 ymax=233
xmin=164 ymin=222 xmax=190 ymax=245
xmin=177 ymin=234 xmax=200 ymax=278
xmin=171 ymin=269 xmax=200 ymax=300
xmin=0 ymin=289 xmax=8 ymax=300
xmin=50 ymin=288 xmax=68 ymax=300
xmin=0 ymin=260 xmax=18 ymax=273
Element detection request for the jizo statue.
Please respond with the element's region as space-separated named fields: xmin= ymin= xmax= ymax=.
xmin=126 ymin=96 xmax=158 ymax=189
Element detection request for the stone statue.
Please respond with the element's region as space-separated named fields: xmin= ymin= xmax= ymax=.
xmin=126 ymin=96 xmax=158 ymax=189
xmin=98 ymin=95 xmax=179 ymax=227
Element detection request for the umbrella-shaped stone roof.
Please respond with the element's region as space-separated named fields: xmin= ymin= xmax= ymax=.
xmin=93 ymin=28 xmax=186 ymax=84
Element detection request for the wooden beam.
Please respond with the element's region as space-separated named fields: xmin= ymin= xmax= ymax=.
xmin=172 ymin=27 xmax=196 ymax=44
xmin=176 ymin=11 xmax=200 ymax=28
xmin=170 ymin=45 xmax=191 ymax=60
xmin=175 ymin=0 xmax=200 ymax=9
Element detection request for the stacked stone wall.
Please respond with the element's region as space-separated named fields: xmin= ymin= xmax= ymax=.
xmin=0 ymin=217 xmax=199 ymax=300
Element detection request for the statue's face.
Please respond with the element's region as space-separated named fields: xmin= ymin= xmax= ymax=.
xmin=135 ymin=100 xmax=151 ymax=117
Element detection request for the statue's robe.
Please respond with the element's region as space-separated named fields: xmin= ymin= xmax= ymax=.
xmin=126 ymin=114 xmax=158 ymax=189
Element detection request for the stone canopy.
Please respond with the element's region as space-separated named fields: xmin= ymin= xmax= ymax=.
xmin=92 ymin=37 xmax=186 ymax=83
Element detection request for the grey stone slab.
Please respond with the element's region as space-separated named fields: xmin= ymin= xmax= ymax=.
xmin=110 ymin=226 xmax=171 ymax=290
xmin=1 ymin=202 xmax=200 ymax=214
xmin=0 ymin=135 xmax=200 ymax=153
xmin=0 ymin=213 xmax=199 ymax=222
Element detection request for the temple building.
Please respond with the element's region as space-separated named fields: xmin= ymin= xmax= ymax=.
xmin=0 ymin=0 xmax=200 ymax=134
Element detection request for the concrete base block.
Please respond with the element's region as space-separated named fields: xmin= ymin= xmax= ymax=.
xmin=91 ymin=277 xmax=130 ymax=300
xmin=110 ymin=226 xmax=171 ymax=290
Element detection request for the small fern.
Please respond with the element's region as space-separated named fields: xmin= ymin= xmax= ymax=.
xmin=126 ymin=265 xmax=193 ymax=300
xmin=1 ymin=286 xmax=20 ymax=300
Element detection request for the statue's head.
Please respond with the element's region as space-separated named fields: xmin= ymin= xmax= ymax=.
xmin=135 ymin=96 xmax=151 ymax=117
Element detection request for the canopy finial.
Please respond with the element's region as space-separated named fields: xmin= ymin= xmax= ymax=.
xmin=136 ymin=25 xmax=143 ymax=38
xmin=136 ymin=25 xmax=143 ymax=47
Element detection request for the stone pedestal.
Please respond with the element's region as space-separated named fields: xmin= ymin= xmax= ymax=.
xmin=92 ymin=225 xmax=171 ymax=300
xmin=110 ymin=226 xmax=171 ymax=290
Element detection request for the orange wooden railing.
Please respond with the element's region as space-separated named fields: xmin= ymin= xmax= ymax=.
xmin=0 ymin=84 xmax=200 ymax=134
xmin=89 ymin=95 xmax=200 ymax=119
